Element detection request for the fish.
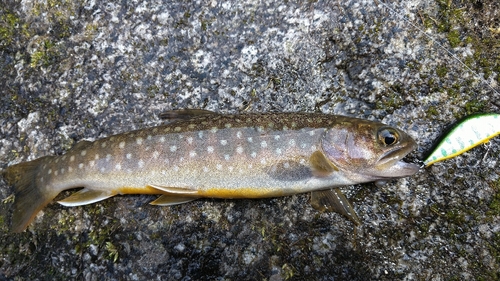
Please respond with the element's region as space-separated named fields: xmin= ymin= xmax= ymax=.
xmin=423 ymin=113 xmax=500 ymax=166
xmin=3 ymin=110 xmax=420 ymax=232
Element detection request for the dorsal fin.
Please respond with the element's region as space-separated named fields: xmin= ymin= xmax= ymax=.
xmin=159 ymin=109 xmax=219 ymax=121
xmin=310 ymin=189 xmax=361 ymax=225
xmin=71 ymin=140 xmax=93 ymax=151
xmin=309 ymin=150 xmax=338 ymax=177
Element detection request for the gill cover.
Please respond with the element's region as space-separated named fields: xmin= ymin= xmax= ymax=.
xmin=321 ymin=120 xmax=419 ymax=180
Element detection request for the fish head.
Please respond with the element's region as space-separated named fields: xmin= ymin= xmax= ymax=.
xmin=321 ymin=118 xmax=419 ymax=182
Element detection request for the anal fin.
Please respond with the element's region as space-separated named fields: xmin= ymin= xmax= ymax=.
xmin=58 ymin=188 xmax=115 ymax=207
xmin=148 ymin=184 xmax=199 ymax=195
xmin=150 ymin=195 xmax=199 ymax=206
xmin=310 ymin=189 xmax=361 ymax=225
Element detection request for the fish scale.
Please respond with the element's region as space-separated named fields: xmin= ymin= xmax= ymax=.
xmin=3 ymin=111 xmax=419 ymax=232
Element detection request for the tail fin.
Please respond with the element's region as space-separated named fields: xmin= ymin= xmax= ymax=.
xmin=3 ymin=156 xmax=59 ymax=232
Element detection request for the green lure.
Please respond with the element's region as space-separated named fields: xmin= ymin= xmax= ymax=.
xmin=424 ymin=113 xmax=500 ymax=166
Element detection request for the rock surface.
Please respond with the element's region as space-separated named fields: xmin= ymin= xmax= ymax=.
xmin=1 ymin=0 xmax=499 ymax=280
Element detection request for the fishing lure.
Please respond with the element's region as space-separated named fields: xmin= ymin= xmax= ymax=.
xmin=424 ymin=113 xmax=500 ymax=166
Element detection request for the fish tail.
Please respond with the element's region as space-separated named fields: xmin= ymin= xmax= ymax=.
xmin=4 ymin=156 xmax=58 ymax=232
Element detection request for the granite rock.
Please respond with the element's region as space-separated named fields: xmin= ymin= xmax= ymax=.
xmin=1 ymin=0 xmax=499 ymax=280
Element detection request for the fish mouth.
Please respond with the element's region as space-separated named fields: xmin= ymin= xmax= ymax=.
xmin=375 ymin=143 xmax=420 ymax=178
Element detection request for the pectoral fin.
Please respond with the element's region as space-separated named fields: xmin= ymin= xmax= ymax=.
xmin=159 ymin=109 xmax=219 ymax=121
xmin=310 ymin=189 xmax=361 ymax=225
xmin=150 ymin=195 xmax=199 ymax=206
xmin=147 ymin=184 xmax=200 ymax=195
xmin=310 ymin=150 xmax=338 ymax=177
xmin=58 ymin=188 xmax=115 ymax=207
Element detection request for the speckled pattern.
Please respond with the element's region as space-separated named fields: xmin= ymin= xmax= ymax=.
xmin=0 ymin=0 xmax=499 ymax=280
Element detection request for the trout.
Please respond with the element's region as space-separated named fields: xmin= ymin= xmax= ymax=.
xmin=3 ymin=110 xmax=420 ymax=232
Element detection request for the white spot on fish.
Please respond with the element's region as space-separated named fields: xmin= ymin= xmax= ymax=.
xmin=119 ymin=141 xmax=126 ymax=149
xmin=55 ymin=158 xmax=59 ymax=164
xmin=78 ymin=163 xmax=84 ymax=169
xmin=309 ymin=130 xmax=315 ymax=136
xmin=299 ymin=158 xmax=306 ymax=165
xmin=247 ymin=137 xmax=253 ymax=143
xmin=288 ymin=139 xmax=296 ymax=147
xmin=138 ymin=160 xmax=145 ymax=168
xmin=224 ymin=154 xmax=230 ymax=161
xmin=100 ymin=167 xmax=106 ymax=173
xmin=283 ymin=125 xmax=289 ymax=131
xmin=81 ymin=150 xmax=87 ymax=156
xmin=225 ymin=123 xmax=232 ymax=128
xmin=211 ymin=127 xmax=218 ymax=133
xmin=203 ymin=166 xmax=209 ymax=172
xmin=126 ymin=153 xmax=132 ymax=159
xmin=261 ymin=141 xmax=267 ymax=148
xmin=89 ymin=160 xmax=95 ymax=167
xmin=236 ymin=146 xmax=244 ymax=154
xmin=274 ymin=135 xmax=280 ymax=140
xmin=147 ymin=135 xmax=152 ymax=141
xmin=153 ymin=151 xmax=160 ymax=159
xmin=54 ymin=170 xmax=58 ymax=176
xmin=173 ymin=165 xmax=179 ymax=172
xmin=207 ymin=146 xmax=214 ymax=153
xmin=257 ymin=126 xmax=264 ymax=133
xmin=251 ymin=152 xmax=257 ymax=158
xmin=115 ymin=164 xmax=121 ymax=170
xmin=160 ymin=136 xmax=166 ymax=143
xmin=228 ymin=166 xmax=234 ymax=172
xmin=48 ymin=169 xmax=52 ymax=175
xmin=101 ymin=142 xmax=107 ymax=148
xmin=106 ymin=154 xmax=112 ymax=162
xmin=189 ymin=151 xmax=197 ymax=158
xmin=187 ymin=137 xmax=193 ymax=144
xmin=301 ymin=143 xmax=307 ymax=149
xmin=220 ymin=140 xmax=228 ymax=146
xmin=62 ymin=156 xmax=67 ymax=161
xmin=60 ymin=168 xmax=65 ymax=174
xmin=248 ymin=164 xmax=253 ymax=169
xmin=284 ymin=162 xmax=290 ymax=169
xmin=136 ymin=137 xmax=143 ymax=145
xmin=70 ymin=156 xmax=75 ymax=162
xmin=175 ymin=127 xmax=182 ymax=132
xmin=188 ymin=124 xmax=196 ymax=129
xmin=236 ymin=131 xmax=242 ymax=139
xmin=311 ymin=145 xmax=317 ymax=151
xmin=276 ymin=148 xmax=282 ymax=155
xmin=260 ymin=158 xmax=267 ymax=165
xmin=40 ymin=177 xmax=44 ymax=183
xmin=170 ymin=145 xmax=177 ymax=152
xmin=95 ymin=154 xmax=100 ymax=160
xmin=68 ymin=167 xmax=73 ymax=172
xmin=216 ymin=164 xmax=222 ymax=170
xmin=198 ymin=131 xmax=204 ymax=139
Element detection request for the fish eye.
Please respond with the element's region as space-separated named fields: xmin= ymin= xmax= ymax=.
xmin=378 ymin=128 xmax=399 ymax=146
